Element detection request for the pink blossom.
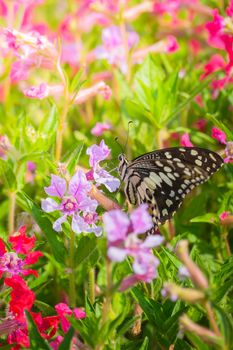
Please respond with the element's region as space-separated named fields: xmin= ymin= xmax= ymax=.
xmin=95 ymin=26 xmax=139 ymax=73
xmin=211 ymin=127 xmax=227 ymax=145
xmin=86 ymin=140 xmax=120 ymax=192
xmin=23 ymin=83 xmax=48 ymax=99
xmin=180 ymin=133 xmax=194 ymax=147
xmin=74 ymin=81 xmax=112 ymax=104
xmin=225 ymin=141 xmax=233 ymax=163
xmin=41 ymin=171 xmax=101 ymax=235
xmin=91 ymin=122 xmax=111 ymax=136
xmin=219 ymin=211 xmax=230 ymax=221
xmin=55 ymin=303 xmax=86 ymax=333
xmin=133 ymin=36 xmax=179 ymax=63
xmin=200 ymin=54 xmax=226 ymax=80
xmin=103 ymin=205 xmax=163 ymax=290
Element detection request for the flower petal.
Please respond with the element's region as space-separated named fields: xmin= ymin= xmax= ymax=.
xmin=107 ymin=247 xmax=127 ymax=262
xmin=71 ymin=214 xmax=89 ymax=234
xmin=68 ymin=170 xmax=91 ymax=198
xmin=103 ymin=209 xmax=129 ymax=242
xmin=131 ymin=204 xmax=153 ymax=235
xmin=41 ymin=198 xmax=60 ymax=213
xmin=44 ymin=175 xmax=67 ymax=198
xmin=94 ymin=167 xmax=120 ymax=192
xmin=141 ymin=235 xmax=164 ymax=249
xmin=86 ymin=139 xmax=110 ymax=167
xmin=53 ymin=216 xmax=67 ymax=232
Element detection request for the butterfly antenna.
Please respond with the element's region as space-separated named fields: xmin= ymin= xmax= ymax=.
xmin=123 ymin=120 xmax=133 ymax=153
xmin=114 ymin=137 xmax=124 ymax=153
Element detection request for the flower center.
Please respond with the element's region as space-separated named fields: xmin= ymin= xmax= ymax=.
xmin=62 ymin=197 xmax=78 ymax=214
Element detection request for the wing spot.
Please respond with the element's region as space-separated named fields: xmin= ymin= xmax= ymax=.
xmin=191 ymin=150 xmax=198 ymax=156
xmin=169 ymin=190 xmax=175 ymax=197
xmin=178 ymin=189 xmax=183 ymax=194
xmin=168 ymin=173 xmax=176 ymax=180
xmin=177 ymin=162 xmax=185 ymax=168
xmin=174 ymin=172 xmax=179 ymax=178
xmin=210 ymin=153 xmax=217 ymax=161
xmin=198 ymin=155 xmax=202 ymax=160
xmin=166 ymin=199 xmax=173 ymax=207
xmin=184 ymin=179 xmax=190 ymax=185
xmin=181 ymin=184 xmax=187 ymax=189
xmin=159 ymin=172 xmax=173 ymax=187
xmin=174 ymin=158 xmax=181 ymax=162
xmin=195 ymin=159 xmax=202 ymax=166
xmin=162 ymin=209 xmax=168 ymax=216
xmin=179 ymin=148 xmax=186 ymax=152
xmin=149 ymin=173 xmax=162 ymax=187
xmin=164 ymin=166 xmax=172 ymax=172
xmin=165 ymin=152 xmax=172 ymax=159
xmin=155 ymin=161 xmax=163 ymax=167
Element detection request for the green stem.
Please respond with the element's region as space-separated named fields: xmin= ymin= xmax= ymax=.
xmin=8 ymin=192 xmax=16 ymax=234
xmin=222 ymin=229 xmax=231 ymax=257
xmin=88 ymin=268 xmax=95 ymax=305
xmin=69 ymin=229 xmax=76 ymax=307
xmin=55 ymin=98 xmax=69 ymax=162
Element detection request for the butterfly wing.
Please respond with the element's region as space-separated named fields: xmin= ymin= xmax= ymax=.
xmin=124 ymin=147 xmax=223 ymax=230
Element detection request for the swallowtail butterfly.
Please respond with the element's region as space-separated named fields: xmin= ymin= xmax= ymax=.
xmin=118 ymin=147 xmax=223 ymax=234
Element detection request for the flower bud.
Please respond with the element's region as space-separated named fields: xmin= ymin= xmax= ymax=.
xmin=180 ymin=315 xmax=222 ymax=345
xmin=163 ymin=282 xmax=205 ymax=303
xmin=176 ymin=240 xmax=208 ymax=289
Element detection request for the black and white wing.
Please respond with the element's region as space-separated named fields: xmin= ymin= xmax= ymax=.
xmin=123 ymin=147 xmax=223 ymax=231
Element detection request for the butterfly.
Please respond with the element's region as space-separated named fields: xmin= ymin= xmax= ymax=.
xmin=118 ymin=147 xmax=223 ymax=234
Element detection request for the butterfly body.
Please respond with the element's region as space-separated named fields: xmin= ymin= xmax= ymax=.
xmin=118 ymin=147 xmax=223 ymax=232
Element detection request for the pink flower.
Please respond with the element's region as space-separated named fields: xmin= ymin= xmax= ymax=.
xmin=219 ymin=211 xmax=230 ymax=221
xmin=180 ymin=133 xmax=194 ymax=147
xmin=23 ymin=83 xmax=48 ymax=99
xmin=86 ymin=140 xmax=120 ymax=192
xmin=200 ymin=54 xmax=226 ymax=80
xmin=91 ymin=122 xmax=111 ymax=136
xmin=166 ymin=35 xmax=179 ymax=52
xmin=74 ymin=81 xmax=112 ymax=104
xmin=95 ymin=25 xmax=139 ymax=73
xmin=55 ymin=303 xmax=86 ymax=333
xmin=41 ymin=171 xmax=101 ymax=235
xmin=211 ymin=127 xmax=227 ymax=145
xmin=103 ymin=205 xmax=163 ymax=289
xmin=211 ymin=127 xmax=233 ymax=163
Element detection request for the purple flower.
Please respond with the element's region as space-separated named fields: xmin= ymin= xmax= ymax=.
xmin=41 ymin=171 xmax=102 ymax=236
xmin=0 ymin=252 xmax=24 ymax=275
xmin=103 ymin=205 xmax=164 ymax=289
xmin=86 ymin=140 xmax=120 ymax=192
xmin=95 ymin=26 xmax=139 ymax=73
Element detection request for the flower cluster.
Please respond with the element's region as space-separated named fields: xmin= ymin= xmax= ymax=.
xmin=0 ymin=227 xmax=86 ymax=349
xmin=0 ymin=226 xmax=43 ymax=277
xmin=103 ymin=204 xmax=164 ymax=290
xmin=42 ymin=140 xmax=119 ymax=235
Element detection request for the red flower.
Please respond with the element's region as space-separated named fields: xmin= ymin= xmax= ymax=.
xmin=31 ymin=312 xmax=60 ymax=339
xmin=0 ymin=238 xmax=6 ymax=256
xmin=4 ymin=275 xmax=35 ymax=322
xmin=9 ymin=226 xmax=36 ymax=254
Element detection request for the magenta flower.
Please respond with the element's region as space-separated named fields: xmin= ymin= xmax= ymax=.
xmin=211 ymin=127 xmax=227 ymax=145
xmin=211 ymin=127 xmax=233 ymax=163
xmin=219 ymin=211 xmax=230 ymax=221
xmin=55 ymin=303 xmax=86 ymax=333
xmin=91 ymin=122 xmax=111 ymax=136
xmin=180 ymin=133 xmax=194 ymax=147
xmin=41 ymin=171 xmax=102 ymax=236
xmin=95 ymin=26 xmax=139 ymax=73
xmin=103 ymin=205 xmax=164 ymax=290
xmin=86 ymin=140 xmax=120 ymax=192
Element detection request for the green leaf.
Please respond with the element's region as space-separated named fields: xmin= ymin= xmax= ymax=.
xmin=34 ymin=300 xmax=56 ymax=316
xmin=16 ymin=191 xmax=66 ymax=264
xmin=58 ymin=327 xmax=75 ymax=350
xmin=66 ymin=143 xmax=84 ymax=174
xmin=214 ymin=304 xmax=233 ymax=348
xmin=39 ymin=104 xmax=58 ymax=135
xmin=0 ymin=159 xmax=17 ymax=191
xmin=26 ymin=311 xmax=51 ymax=350
xmin=139 ymin=336 xmax=149 ymax=350
xmin=190 ymin=213 xmax=218 ymax=225
xmin=76 ymin=235 xmax=99 ymax=266
xmin=69 ymin=69 xmax=84 ymax=93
